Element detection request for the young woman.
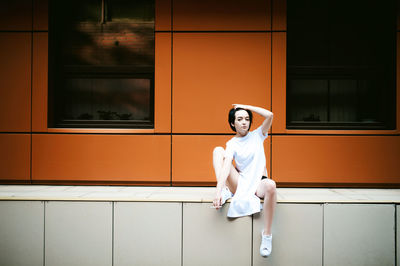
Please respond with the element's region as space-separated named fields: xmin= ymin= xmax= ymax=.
xmin=212 ymin=104 xmax=276 ymax=258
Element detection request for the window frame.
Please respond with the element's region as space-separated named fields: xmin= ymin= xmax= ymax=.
xmin=48 ymin=0 xmax=155 ymax=129
xmin=286 ymin=0 xmax=397 ymax=131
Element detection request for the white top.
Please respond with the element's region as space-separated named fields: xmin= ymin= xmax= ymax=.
xmin=225 ymin=126 xmax=268 ymax=217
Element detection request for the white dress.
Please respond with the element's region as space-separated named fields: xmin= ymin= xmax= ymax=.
xmin=224 ymin=126 xmax=268 ymax=218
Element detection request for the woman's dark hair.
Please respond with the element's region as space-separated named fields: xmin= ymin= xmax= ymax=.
xmin=228 ymin=108 xmax=253 ymax=132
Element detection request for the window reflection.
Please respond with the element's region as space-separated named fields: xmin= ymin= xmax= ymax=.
xmin=50 ymin=0 xmax=154 ymax=128
xmin=287 ymin=0 xmax=396 ymax=129
xmin=63 ymin=78 xmax=151 ymax=122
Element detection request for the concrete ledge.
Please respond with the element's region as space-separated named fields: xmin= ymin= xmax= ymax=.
xmin=0 ymin=186 xmax=399 ymax=266
xmin=0 ymin=185 xmax=399 ymax=203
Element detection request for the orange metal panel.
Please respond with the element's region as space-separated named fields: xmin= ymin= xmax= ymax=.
xmin=32 ymin=32 xmax=48 ymax=132
xmin=32 ymin=134 xmax=171 ymax=183
xmin=156 ymin=0 xmax=171 ymax=31
xmin=271 ymin=32 xmax=286 ymax=134
xmin=0 ymin=134 xmax=30 ymax=182
xmin=272 ymin=135 xmax=400 ymax=186
xmin=0 ymin=33 xmax=31 ymax=132
xmin=272 ymin=0 xmax=286 ymax=31
xmin=173 ymin=0 xmax=271 ymax=31
xmin=33 ymin=0 xmax=48 ymax=31
xmin=155 ymin=33 xmax=172 ymax=133
xmin=47 ymin=128 xmax=155 ymax=134
xmin=172 ymin=135 xmax=271 ymax=185
xmin=278 ymin=129 xmax=400 ymax=135
xmin=172 ymin=33 xmax=271 ymax=133
xmin=0 ymin=0 xmax=32 ymax=31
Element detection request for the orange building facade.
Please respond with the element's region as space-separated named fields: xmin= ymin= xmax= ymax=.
xmin=0 ymin=0 xmax=399 ymax=187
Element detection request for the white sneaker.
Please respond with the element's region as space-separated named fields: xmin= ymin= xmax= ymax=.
xmin=260 ymin=231 xmax=272 ymax=257
xmin=221 ymin=187 xmax=233 ymax=205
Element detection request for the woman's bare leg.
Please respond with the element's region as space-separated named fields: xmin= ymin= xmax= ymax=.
xmin=256 ymin=179 xmax=277 ymax=235
xmin=213 ymin=147 xmax=239 ymax=194
xmin=226 ymin=164 xmax=239 ymax=194
xmin=212 ymin=147 xmax=225 ymax=182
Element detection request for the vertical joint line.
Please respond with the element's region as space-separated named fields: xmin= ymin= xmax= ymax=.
xmin=170 ymin=135 xmax=173 ymax=186
xmin=393 ymin=204 xmax=396 ymax=266
xmin=170 ymin=0 xmax=174 ymax=186
xmin=181 ymin=203 xmax=184 ymax=266
xmin=43 ymin=201 xmax=46 ymax=266
xmin=30 ymin=1 xmax=34 ymax=184
xmin=322 ymin=203 xmax=325 ymax=266
xmin=112 ymin=202 xmax=114 ymax=266
xmin=251 ymin=214 xmax=254 ymax=265
xmin=270 ymin=21 xmax=273 ymax=178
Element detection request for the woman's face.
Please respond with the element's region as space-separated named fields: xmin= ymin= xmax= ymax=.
xmin=233 ymin=109 xmax=250 ymax=136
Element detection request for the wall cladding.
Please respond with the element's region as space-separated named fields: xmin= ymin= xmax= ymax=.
xmin=0 ymin=0 xmax=399 ymax=186
xmin=0 ymin=201 xmax=397 ymax=266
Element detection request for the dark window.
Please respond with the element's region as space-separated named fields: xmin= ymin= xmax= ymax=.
xmin=49 ymin=0 xmax=155 ymax=128
xmin=287 ymin=0 xmax=396 ymax=129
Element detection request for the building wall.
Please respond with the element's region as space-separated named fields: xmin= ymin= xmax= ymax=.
xmin=0 ymin=200 xmax=397 ymax=266
xmin=0 ymin=0 xmax=399 ymax=186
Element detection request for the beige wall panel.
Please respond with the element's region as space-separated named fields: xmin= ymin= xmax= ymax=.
xmin=253 ymin=204 xmax=323 ymax=266
xmin=0 ymin=201 xmax=44 ymax=266
xmin=324 ymin=204 xmax=395 ymax=266
xmin=114 ymin=202 xmax=181 ymax=265
xmin=45 ymin=201 xmax=112 ymax=266
xmin=397 ymin=205 xmax=400 ymax=266
xmin=183 ymin=203 xmax=252 ymax=266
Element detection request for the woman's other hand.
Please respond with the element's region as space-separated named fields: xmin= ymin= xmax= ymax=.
xmin=213 ymin=190 xmax=223 ymax=209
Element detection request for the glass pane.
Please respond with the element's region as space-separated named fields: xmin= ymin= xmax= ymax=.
xmin=287 ymin=0 xmax=396 ymax=129
xmin=329 ymin=80 xmax=358 ymax=123
xmin=54 ymin=0 xmax=154 ymax=66
xmin=62 ymin=78 xmax=151 ymax=122
xmin=109 ymin=0 xmax=154 ymax=22
xmin=55 ymin=0 xmax=100 ymax=22
xmin=288 ymin=80 xmax=328 ymax=123
xmin=50 ymin=0 xmax=155 ymax=128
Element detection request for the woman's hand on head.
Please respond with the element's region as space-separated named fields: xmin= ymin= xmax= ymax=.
xmin=233 ymin=104 xmax=247 ymax=110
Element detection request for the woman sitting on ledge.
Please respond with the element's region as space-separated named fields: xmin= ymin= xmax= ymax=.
xmin=212 ymin=104 xmax=276 ymax=258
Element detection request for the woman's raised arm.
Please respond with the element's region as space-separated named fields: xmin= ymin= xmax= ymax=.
xmin=233 ymin=104 xmax=273 ymax=135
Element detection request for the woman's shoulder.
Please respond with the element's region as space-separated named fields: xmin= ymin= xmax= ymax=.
xmin=226 ymin=136 xmax=237 ymax=145
xmin=252 ymin=125 xmax=268 ymax=139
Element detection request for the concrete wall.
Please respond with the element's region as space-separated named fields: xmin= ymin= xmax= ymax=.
xmin=0 ymin=200 xmax=397 ymax=266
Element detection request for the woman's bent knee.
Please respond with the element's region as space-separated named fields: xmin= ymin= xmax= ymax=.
xmin=265 ymin=179 xmax=276 ymax=194
xmin=213 ymin=146 xmax=225 ymax=156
